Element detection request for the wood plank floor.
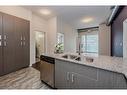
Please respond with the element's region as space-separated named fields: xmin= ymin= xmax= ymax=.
xmin=0 ymin=67 xmax=50 ymax=89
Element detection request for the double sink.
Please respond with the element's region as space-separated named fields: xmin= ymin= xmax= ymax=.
xmin=62 ymin=54 xmax=81 ymax=61
xmin=62 ymin=54 xmax=94 ymax=62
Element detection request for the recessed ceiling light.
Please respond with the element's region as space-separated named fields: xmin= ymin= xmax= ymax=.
xmin=81 ymin=17 xmax=93 ymax=23
xmin=40 ymin=9 xmax=51 ymax=15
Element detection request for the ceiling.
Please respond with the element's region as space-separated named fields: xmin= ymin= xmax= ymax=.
xmin=24 ymin=6 xmax=112 ymax=29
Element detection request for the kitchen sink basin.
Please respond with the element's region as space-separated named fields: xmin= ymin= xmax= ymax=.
xmin=75 ymin=57 xmax=94 ymax=63
xmin=62 ymin=54 xmax=78 ymax=60
xmin=62 ymin=54 xmax=94 ymax=63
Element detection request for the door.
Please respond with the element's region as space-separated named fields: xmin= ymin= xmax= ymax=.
xmin=15 ymin=18 xmax=30 ymax=69
xmin=22 ymin=19 xmax=30 ymax=67
xmin=70 ymin=72 xmax=98 ymax=89
xmin=55 ymin=59 xmax=71 ymax=88
xmin=98 ymin=69 xmax=115 ymax=88
xmin=98 ymin=69 xmax=127 ymax=88
xmin=113 ymin=73 xmax=127 ymax=88
xmin=123 ymin=19 xmax=127 ymax=58
xmin=14 ymin=17 xmax=24 ymax=70
xmin=0 ymin=12 xmax=3 ymax=76
xmin=3 ymin=13 xmax=16 ymax=74
xmin=35 ymin=31 xmax=45 ymax=59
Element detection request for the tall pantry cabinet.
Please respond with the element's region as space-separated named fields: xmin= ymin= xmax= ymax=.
xmin=0 ymin=12 xmax=30 ymax=76
xmin=0 ymin=12 xmax=3 ymax=76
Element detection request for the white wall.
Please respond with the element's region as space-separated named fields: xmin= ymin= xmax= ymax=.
xmin=123 ymin=19 xmax=127 ymax=58
xmin=99 ymin=24 xmax=111 ymax=56
xmin=0 ymin=6 xmax=48 ymax=66
xmin=57 ymin=17 xmax=78 ymax=53
xmin=63 ymin=24 xmax=77 ymax=53
xmin=47 ymin=17 xmax=57 ymax=55
xmin=31 ymin=13 xmax=48 ymax=65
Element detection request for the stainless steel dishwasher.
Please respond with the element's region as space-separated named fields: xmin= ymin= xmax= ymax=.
xmin=40 ymin=55 xmax=55 ymax=88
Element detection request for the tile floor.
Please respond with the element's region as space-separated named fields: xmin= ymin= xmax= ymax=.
xmin=0 ymin=67 xmax=50 ymax=89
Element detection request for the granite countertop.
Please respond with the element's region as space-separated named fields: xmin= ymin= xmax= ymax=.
xmin=42 ymin=53 xmax=127 ymax=78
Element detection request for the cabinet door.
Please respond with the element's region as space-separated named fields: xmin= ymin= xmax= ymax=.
xmin=55 ymin=59 xmax=98 ymax=89
xmin=3 ymin=13 xmax=16 ymax=74
xmin=22 ymin=19 xmax=30 ymax=67
xmin=0 ymin=12 xmax=3 ymax=76
xmin=14 ymin=17 xmax=24 ymax=70
xmin=15 ymin=18 xmax=30 ymax=68
xmin=96 ymin=69 xmax=115 ymax=88
xmin=71 ymin=72 xmax=98 ymax=89
xmin=97 ymin=69 xmax=127 ymax=88
xmin=113 ymin=73 xmax=127 ymax=88
xmin=68 ymin=60 xmax=98 ymax=88
xmin=55 ymin=59 xmax=71 ymax=88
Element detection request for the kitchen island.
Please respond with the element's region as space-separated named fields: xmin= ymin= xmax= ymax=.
xmin=41 ymin=53 xmax=127 ymax=88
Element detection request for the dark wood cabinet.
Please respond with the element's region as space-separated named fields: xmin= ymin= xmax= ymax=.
xmin=55 ymin=59 xmax=127 ymax=89
xmin=14 ymin=17 xmax=24 ymax=70
xmin=0 ymin=12 xmax=3 ymax=76
xmin=0 ymin=12 xmax=30 ymax=76
xmin=14 ymin=17 xmax=30 ymax=70
xmin=55 ymin=60 xmax=71 ymax=88
xmin=3 ymin=13 xmax=16 ymax=74
xmin=55 ymin=59 xmax=98 ymax=89
xmin=22 ymin=20 xmax=30 ymax=68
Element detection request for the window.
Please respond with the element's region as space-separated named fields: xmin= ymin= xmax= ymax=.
xmin=57 ymin=33 xmax=64 ymax=44
xmin=86 ymin=35 xmax=98 ymax=53
xmin=55 ymin=33 xmax=64 ymax=53
xmin=81 ymin=34 xmax=98 ymax=53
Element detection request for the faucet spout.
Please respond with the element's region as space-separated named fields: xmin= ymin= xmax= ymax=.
xmin=78 ymin=40 xmax=81 ymax=55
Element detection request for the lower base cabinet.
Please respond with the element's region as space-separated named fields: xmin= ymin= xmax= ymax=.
xmin=70 ymin=72 xmax=98 ymax=89
xmin=97 ymin=69 xmax=127 ymax=88
xmin=55 ymin=59 xmax=127 ymax=89
xmin=55 ymin=60 xmax=71 ymax=88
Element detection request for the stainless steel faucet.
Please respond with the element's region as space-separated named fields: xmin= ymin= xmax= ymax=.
xmin=78 ymin=43 xmax=81 ymax=55
xmin=77 ymin=37 xmax=81 ymax=55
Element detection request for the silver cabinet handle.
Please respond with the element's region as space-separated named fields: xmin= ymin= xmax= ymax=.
xmin=21 ymin=41 xmax=22 ymax=46
xmin=67 ymin=72 xmax=70 ymax=81
xmin=0 ymin=41 xmax=1 ymax=46
xmin=4 ymin=41 xmax=6 ymax=46
xmin=72 ymin=74 xmax=74 ymax=83
xmin=4 ymin=35 xmax=6 ymax=40
xmin=0 ymin=35 xmax=1 ymax=40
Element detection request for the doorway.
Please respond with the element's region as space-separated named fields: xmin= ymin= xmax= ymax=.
xmin=35 ymin=31 xmax=45 ymax=59
xmin=123 ymin=19 xmax=127 ymax=58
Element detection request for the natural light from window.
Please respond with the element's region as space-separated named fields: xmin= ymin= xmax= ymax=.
xmin=79 ymin=28 xmax=98 ymax=54
xmin=81 ymin=34 xmax=98 ymax=53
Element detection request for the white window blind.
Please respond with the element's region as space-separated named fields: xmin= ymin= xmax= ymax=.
xmin=79 ymin=28 xmax=98 ymax=53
